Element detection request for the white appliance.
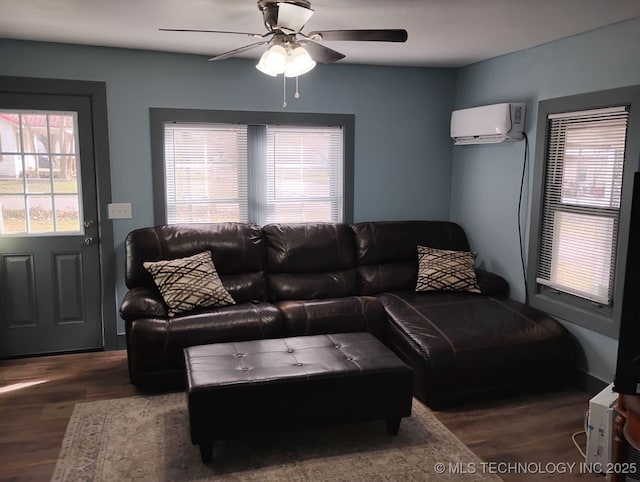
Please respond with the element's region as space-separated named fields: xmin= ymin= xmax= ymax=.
xmin=586 ymin=383 xmax=618 ymax=473
xmin=450 ymin=102 xmax=526 ymax=145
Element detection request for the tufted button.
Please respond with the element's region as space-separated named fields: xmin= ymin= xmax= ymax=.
xmin=346 ymin=357 xmax=354 ymax=361
xmin=335 ymin=344 xmax=342 ymax=349
xmin=287 ymin=348 xmax=294 ymax=353
xmin=235 ymin=353 xmax=244 ymax=358
xmin=241 ymin=367 xmax=249 ymax=371
xmin=294 ymin=363 xmax=303 ymax=367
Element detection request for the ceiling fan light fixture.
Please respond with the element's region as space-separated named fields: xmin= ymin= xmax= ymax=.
xmin=256 ymin=52 xmax=277 ymax=76
xmin=256 ymin=44 xmax=287 ymax=76
xmin=276 ymin=2 xmax=314 ymax=34
xmin=284 ymin=46 xmax=316 ymax=77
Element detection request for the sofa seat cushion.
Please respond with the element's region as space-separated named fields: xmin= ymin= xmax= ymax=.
xmin=126 ymin=302 xmax=282 ymax=390
xmin=378 ymin=292 xmax=571 ymax=407
xmin=276 ymin=296 xmax=387 ymax=338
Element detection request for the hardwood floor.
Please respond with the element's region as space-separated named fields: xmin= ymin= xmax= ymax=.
xmin=0 ymin=350 xmax=138 ymax=482
xmin=433 ymin=391 xmax=602 ymax=481
xmin=0 ymin=350 xmax=603 ymax=481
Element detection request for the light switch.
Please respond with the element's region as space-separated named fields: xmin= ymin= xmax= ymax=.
xmin=107 ymin=203 xmax=132 ymax=219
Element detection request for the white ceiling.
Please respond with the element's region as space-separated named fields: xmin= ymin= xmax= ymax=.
xmin=1 ymin=0 xmax=640 ymax=68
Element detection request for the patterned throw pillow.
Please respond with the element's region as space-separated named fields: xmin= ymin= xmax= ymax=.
xmin=143 ymin=251 xmax=235 ymax=317
xmin=415 ymin=245 xmax=481 ymax=293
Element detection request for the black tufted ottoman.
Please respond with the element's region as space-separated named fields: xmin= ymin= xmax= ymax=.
xmin=184 ymin=332 xmax=413 ymax=463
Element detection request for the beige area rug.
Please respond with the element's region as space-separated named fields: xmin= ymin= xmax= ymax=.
xmin=52 ymin=393 xmax=501 ymax=481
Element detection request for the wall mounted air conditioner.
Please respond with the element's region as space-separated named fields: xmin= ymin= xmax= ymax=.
xmin=450 ymin=103 xmax=526 ymax=145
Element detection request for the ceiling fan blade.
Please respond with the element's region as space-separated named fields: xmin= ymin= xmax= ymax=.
xmin=208 ymin=41 xmax=269 ymax=61
xmin=298 ymin=40 xmax=345 ymax=64
xmin=308 ymin=29 xmax=408 ymax=43
xmin=159 ymin=28 xmax=268 ymax=39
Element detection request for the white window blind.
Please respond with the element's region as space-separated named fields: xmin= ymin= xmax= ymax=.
xmin=164 ymin=123 xmax=248 ymax=223
xmin=536 ymin=106 xmax=629 ymax=305
xmin=163 ymin=122 xmax=343 ymax=225
xmin=264 ymin=125 xmax=343 ymax=224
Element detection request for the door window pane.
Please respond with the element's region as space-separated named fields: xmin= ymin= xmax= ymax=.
xmin=0 ymin=195 xmax=26 ymax=234
xmin=0 ymin=155 xmax=24 ymax=193
xmin=26 ymin=170 xmax=52 ymax=193
xmin=28 ymin=195 xmax=54 ymax=232
xmin=48 ymin=115 xmax=76 ymax=155
xmin=55 ymin=195 xmax=80 ymax=232
xmin=0 ymin=110 xmax=82 ymax=236
xmin=53 ymin=157 xmax=78 ymax=193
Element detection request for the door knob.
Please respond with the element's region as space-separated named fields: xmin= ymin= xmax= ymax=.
xmin=83 ymin=237 xmax=95 ymax=246
xmin=84 ymin=219 xmax=95 ymax=228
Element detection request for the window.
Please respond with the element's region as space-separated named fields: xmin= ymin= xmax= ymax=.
xmin=537 ymin=107 xmax=627 ymax=305
xmin=0 ymin=110 xmax=82 ymax=235
xmin=164 ymin=123 xmax=248 ymax=223
xmin=264 ymin=125 xmax=343 ymax=224
xmin=151 ymin=109 xmax=353 ymax=225
xmin=527 ymin=85 xmax=640 ymax=337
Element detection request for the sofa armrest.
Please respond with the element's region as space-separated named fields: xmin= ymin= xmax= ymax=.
xmin=120 ymin=287 xmax=168 ymax=322
xmin=126 ymin=303 xmax=283 ymax=389
xmin=475 ymin=269 xmax=510 ymax=297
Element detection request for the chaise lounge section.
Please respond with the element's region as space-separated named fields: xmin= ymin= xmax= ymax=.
xmin=120 ymin=220 xmax=573 ymax=406
xmin=351 ymin=221 xmax=571 ymax=407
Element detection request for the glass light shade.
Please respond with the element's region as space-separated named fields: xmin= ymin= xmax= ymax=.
xmin=284 ymin=47 xmax=316 ymax=78
xmin=256 ymin=45 xmax=287 ymax=76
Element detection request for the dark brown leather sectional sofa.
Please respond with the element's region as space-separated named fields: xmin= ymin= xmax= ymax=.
xmin=120 ymin=220 xmax=572 ymax=407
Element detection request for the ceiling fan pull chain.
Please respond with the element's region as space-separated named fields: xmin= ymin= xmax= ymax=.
xmin=282 ymin=74 xmax=288 ymax=108
xmin=295 ymin=76 xmax=301 ymax=99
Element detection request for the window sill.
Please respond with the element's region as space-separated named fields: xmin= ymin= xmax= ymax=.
xmin=529 ymin=290 xmax=618 ymax=339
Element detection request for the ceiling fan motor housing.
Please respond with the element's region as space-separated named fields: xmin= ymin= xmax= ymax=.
xmin=258 ymin=0 xmax=312 ymax=33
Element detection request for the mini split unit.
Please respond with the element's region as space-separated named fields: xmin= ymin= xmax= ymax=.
xmin=450 ymin=102 xmax=526 ymax=145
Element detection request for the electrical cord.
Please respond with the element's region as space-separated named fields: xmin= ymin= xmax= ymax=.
xmin=572 ymin=409 xmax=589 ymax=460
xmin=518 ymin=132 xmax=530 ymax=305
xmin=572 ymin=431 xmax=587 ymax=460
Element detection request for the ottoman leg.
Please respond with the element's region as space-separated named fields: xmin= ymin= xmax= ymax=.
xmin=199 ymin=439 xmax=214 ymax=464
xmin=386 ymin=415 xmax=402 ymax=435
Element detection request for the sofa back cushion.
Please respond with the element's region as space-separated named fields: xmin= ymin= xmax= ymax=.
xmin=351 ymin=221 xmax=471 ymax=295
xmin=125 ymin=223 xmax=267 ymax=303
xmin=264 ymin=223 xmax=358 ymax=300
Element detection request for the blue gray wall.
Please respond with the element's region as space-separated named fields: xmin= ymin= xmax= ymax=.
xmin=450 ymin=17 xmax=640 ymax=383
xmin=0 ymin=39 xmax=456 ymax=333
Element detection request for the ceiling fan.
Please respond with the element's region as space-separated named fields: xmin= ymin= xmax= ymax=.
xmin=160 ymin=0 xmax=408 ymax=74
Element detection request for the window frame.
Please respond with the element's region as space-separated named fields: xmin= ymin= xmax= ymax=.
xmin=527 ymin=85 xmax=640 ymax=338
xmin=149 ymin=108 xmax=354 ymax=226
